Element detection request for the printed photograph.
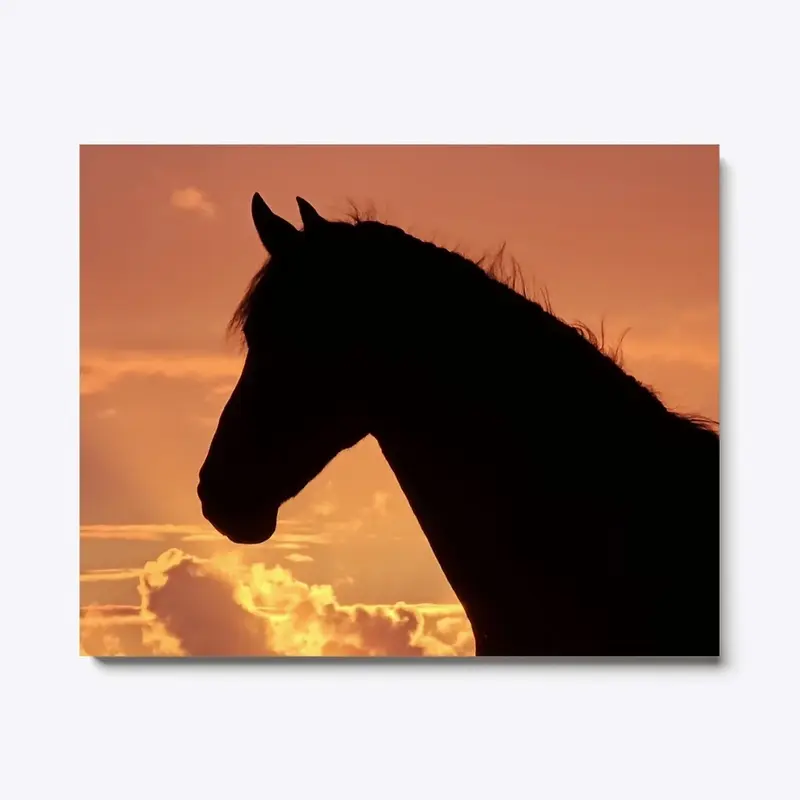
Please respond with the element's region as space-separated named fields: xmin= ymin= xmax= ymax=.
xmin=80 ymin=145 xmax=720 ymax=658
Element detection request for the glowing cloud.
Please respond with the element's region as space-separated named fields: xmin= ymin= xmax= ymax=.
xmin=80 ymin=548 xmax=474 ymax=657
xmin=170 ymin=186 xmax=216 ymax=217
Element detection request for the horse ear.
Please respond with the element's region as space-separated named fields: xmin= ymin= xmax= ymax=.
xmin=297 ymin=196 xmax=325 ymax=229
xmin=251 ymin=193 xmax=299 ymax=254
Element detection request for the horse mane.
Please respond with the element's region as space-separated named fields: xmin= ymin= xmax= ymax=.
xmin=228 ymin=204 xmax=719 ymax=435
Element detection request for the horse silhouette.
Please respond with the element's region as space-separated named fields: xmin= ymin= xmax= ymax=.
xmin=198 ymin=193 xmax=720 ymax=657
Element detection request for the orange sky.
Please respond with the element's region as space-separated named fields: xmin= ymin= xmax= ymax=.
xmin=79 ymin=145 xmax=719 ymax=657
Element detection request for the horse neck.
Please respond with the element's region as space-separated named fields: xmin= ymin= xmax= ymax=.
xmin=360 ymin=248 xmax=719 ymax=653
xmin=365 ymin=267 xmax=706 ymax=552
xmin=367 ymin=300 xmax=719 ymax=654
xmin=366 ymin=275 xmax=555 ymax=595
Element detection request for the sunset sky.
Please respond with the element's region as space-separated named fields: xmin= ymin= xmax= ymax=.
xmin=79 ymin=145 xmax=719 ymax=657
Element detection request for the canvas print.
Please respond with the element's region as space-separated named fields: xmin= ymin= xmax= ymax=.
xmin=80 ymin=145 xmax=720 ymax=658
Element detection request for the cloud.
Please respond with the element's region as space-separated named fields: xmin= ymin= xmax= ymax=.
xmin=80 ymin=350 xmax=244 ymax=395
xmin=80 ymin=522 xmax=327 ymax=548
xmin=80 ymin=526 xmax=169 ymax=542
xmin=80 ymin=524 xmax=209 ymax=541
xmin=80 ymin=548 xmax=475 ymax=657
xmin=312 ymin=502 xmax=336 ymax=517
xmin=179 ymin=533 xmax=225 ymax=543
xmin=79 ymin=604 xmax=152 ymax=656
xmin=372 ymin=491 xmax=390 ymax=516
xmin=284 ymin=553 xmax=314 ymax=563
xmin=81 ymin=604 xmax=141 ymax=620
xmin=80 ymin=568 xmax=142 ymax=583
xmin=623 ymin=339 xmax=718 ymax=369
xmin=597 ymin=304 xmax=719 ymax=370
xmin=170 ymin=187 xmax=216 ymax=217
